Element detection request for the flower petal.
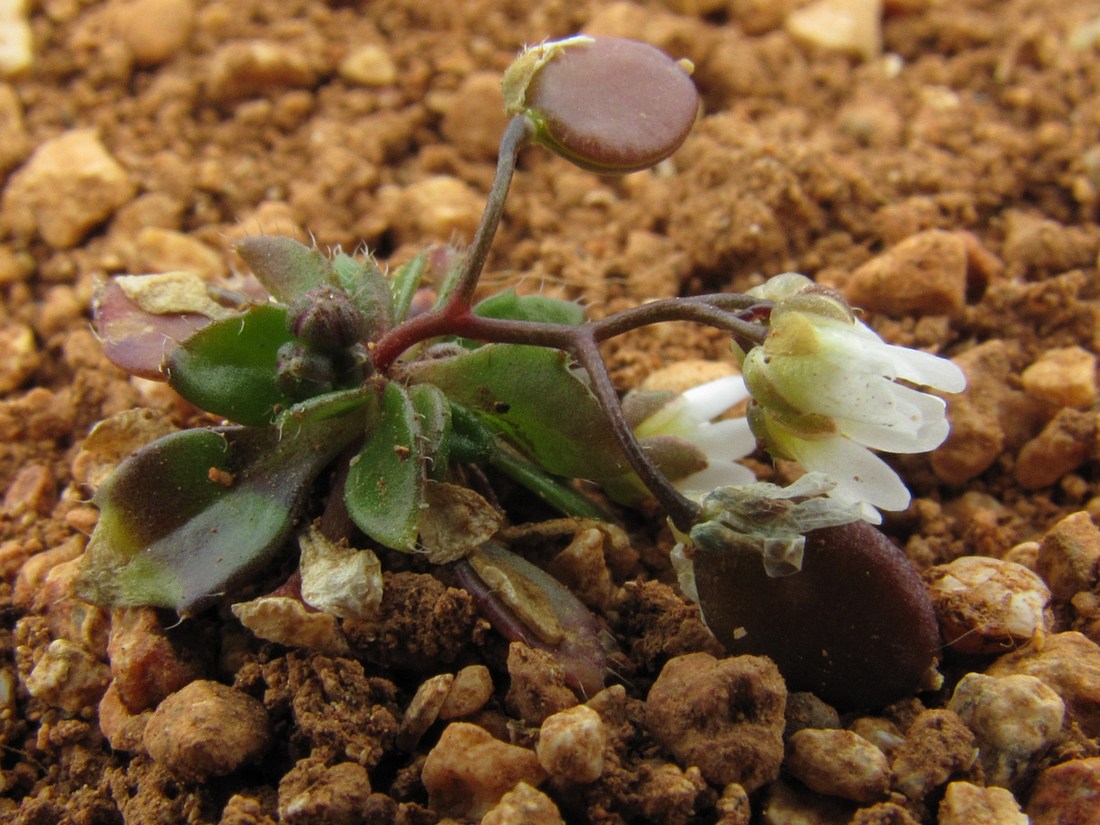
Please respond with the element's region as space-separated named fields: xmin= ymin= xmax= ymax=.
xmin=785 ymin=434 xmax=912 ymax=515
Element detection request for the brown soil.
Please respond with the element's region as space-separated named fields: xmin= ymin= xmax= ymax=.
xmin=2 ymin=0 xmax=1100 ymax=823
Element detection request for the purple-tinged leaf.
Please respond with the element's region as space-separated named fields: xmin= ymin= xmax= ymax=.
xmin=166 ymin=304 xmax=299 ymax=426
xmin=455 ymin=542 xmax=609 ymax=697
xmin=92 ymin=280 xmax=212 ymax=379
xmin=74 ymin=389 xmax=370 ymax=614
xmin=236 ymin=236 xmax=338 ymax=305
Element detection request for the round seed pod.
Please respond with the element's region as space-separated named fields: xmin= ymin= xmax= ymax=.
xmin=505 ymin=36 xmax=699 ymax=174
xmin=692 ymin=520 xmax=940 ymax=709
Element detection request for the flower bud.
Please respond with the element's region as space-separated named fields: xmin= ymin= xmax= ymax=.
xmin=275 ymin=341 xmax=335 ymax=399
xmin=503 ymin=36 xmax=699 ymax=173
xmin=288 ymin=287 xmax=366 ymax=354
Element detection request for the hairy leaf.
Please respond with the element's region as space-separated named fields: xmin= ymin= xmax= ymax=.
xmin=344 ymin=380 xmax=423 ymax=551
xmin=92 ymin=279 xmax=216 ymax=379
xmin=332 ymin=252 xmax=394 ymax=338
xmin=167 ymin=304 xmax=298 ymax=425
xmin=236 ymin=236 xmax=338 ymax=304
xmin=74 ymin=390 xmax=370 ymax=613
xmin=405 ymin=344 xmax=627 ymax=478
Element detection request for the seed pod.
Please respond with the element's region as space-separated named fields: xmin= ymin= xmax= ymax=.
xmin=503 ymin=36 xmax=699 ymax=174
xmin=692 ymin=520 xmax=940 ymax=708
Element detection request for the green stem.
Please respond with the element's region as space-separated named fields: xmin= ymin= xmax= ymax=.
xmin=489 ymin=447 xmax=611 ymax=521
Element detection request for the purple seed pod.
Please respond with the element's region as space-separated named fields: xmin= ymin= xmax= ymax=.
xmin=504 ymin=36 xmax=699 ymax=174
xmin=692 ymin=520 xmax=940 ymax=709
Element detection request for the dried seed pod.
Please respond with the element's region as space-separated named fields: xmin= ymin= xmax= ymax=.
xmin=692 ymin=520 xmax=939 ymax=708
xmin=504 ymin=36 xmax=699 ymax=173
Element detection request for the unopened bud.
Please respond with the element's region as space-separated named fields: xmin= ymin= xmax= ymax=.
xmin=288 ymin=287 xmax=366 ymax=353
xmin=275 ymin=341 xmax=335 ymax=399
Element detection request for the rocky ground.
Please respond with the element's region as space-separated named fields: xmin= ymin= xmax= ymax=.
xmin=2 ymin=0 xmax=1100 ymax=822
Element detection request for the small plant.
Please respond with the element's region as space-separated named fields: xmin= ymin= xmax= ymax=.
xmin=77 ymin=36 xmax=965 ymax=706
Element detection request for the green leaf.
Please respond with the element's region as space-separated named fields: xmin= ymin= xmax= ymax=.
xmin=73 ymin=390 xmax=370 ymax=613
xmin=345 ymin=380 xmax=423 ymax=551
xmin=389 ymin=251 xmax=427 ymax=324
xmin=167 ymin=305 xmax=297 ymax=426
xmin=409 ymin=383 xmax=451 ymax=481
xmin=332 ymin=252 xmax=394 ymax=337
xmin=236 ymin=236 xmax=338 ymax=304
xmin=404 ymin=344 xmax=628 ymax=479
xmin=474 ymin=289 xmax=585 ymax=326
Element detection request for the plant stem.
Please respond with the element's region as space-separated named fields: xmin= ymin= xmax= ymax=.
xmin=371 ymin=116 xmax=535 ymax=373
xmin=570 ymin=335 xmax=702 ymax=530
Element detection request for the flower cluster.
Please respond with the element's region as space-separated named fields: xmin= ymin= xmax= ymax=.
xmin=631 ymin=273 xmax=965 ymax=526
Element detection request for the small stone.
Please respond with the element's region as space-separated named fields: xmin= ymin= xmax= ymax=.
xmin=843 ymin=230 xmax=968 ymax=316
xmin=206 ymin=40 xmax=315 ymax=103
xmin=1027 ymin=757 xmax=1100 ymax=825
xmin=890 ymin=710 xmax=978 ymax=804
xmin=277 ymin=756 xmax=372 ymax=825
xmin=338 ymin=43 xmax=397 ymax=86
xmin=759 ymin=779 xmax=854 ymax=825
xmin=108 ymin=607 xmax=205 ymax=712
xmin=640 ymin=359 xmax=739 ymax=394
xmin=1021 ymin=347 xmax=1098 ymax=409
xmin=505 ymin=643 xmax=578 ymax=726
xmin=144 ymin=679 xmax=270 ymax=782
xmin=481 ymin=781 xmax=564 ymax=825
xmin=421 ymin=722 xmax=547 ymax=820
xmin=385 ymin=175 xmax=483 ymax=245
xmin=0 ymin=322 xmax=38 ymax=394
xmin=785 ymin=0 xmax=883 ymax=61
xmin=785 ymin=728 xmax=891 ymax=803
xmin=784 ymin=691 xmax=840 ymax=738
xmin=1002 ymin=209 xmax=1098 ymax=276
xmin=2 ymin=462 xmax=54 ymax=518
xmin=71 ymin=408 xmax=177 ymax=488
xmin=986 ymin=631 xmax=1100 ymax=737
xmin=1015 ymin=408 xmax=1096 ymax=489
xmin=715 ymin=783 xmax=751 ymax=825
xmin=0 ymin=84 xmax=29 ymax=172
xmin=98 ymin=681 xmax=152 ymax=753
xmin=0 ymin=0 xmax=32 ymax=77
xmin=24 ymin=638 xmax=111 ymax=714
xmin=1036 ymin=511 xmax=1100 ymax=601
xmin=646 ymin=652 xmax=786 ymax=791
xmin=947 ymin=673 xmax=1064 ymax=788
xmin=931 ymin=342 xmax=1012 ymax=485
xmin=114 ymin=0 xmax=194 ymax=66
xmin=847 ymin=717 xmax=906 ymax=758
xmin=536 ymin=704 xmax=606 ymax=783
xmin=131 ymin=227 xmax=226 ymax=280
xmin=939 ymin=782 xmax=1028 ymax=825
xmin=441 ymin=71 xmax=510 ymax=161
xmin=397 ymin=672 xmax=453 ymax=752
xmin=924 ymin=556 xmax=1052 ymax=655
xmin=438 ymin=664 xmax=493 ymax=720
xmin=12 ymin=534 xmax=86 ymax=609
xmin=1 ymin=129 xmax=136 ymax=247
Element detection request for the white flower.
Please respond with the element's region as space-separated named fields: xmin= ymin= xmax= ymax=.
xmin=739 ymin=273 xmax=966 ymax=522
xmin=631 ymin=374 xmax=757 ymax=500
